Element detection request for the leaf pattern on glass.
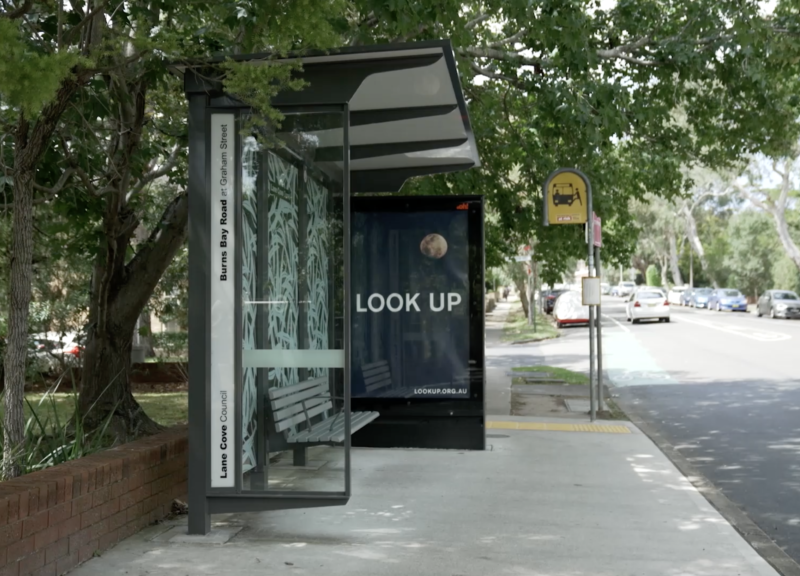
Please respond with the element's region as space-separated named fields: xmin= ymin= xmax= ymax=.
xmin=305 ymin=174 xmax=329 ymax=379
xmin=241 ymin=136 xmax=259 ymax=473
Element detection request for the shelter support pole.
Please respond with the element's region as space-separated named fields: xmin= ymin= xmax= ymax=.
xmin=595 ymin=245 xmax=604 ymax=413
xmin=587 ymin=191 xmax=596 ymax=423
xmin=187 ymin=93 xmax=211 ymax=535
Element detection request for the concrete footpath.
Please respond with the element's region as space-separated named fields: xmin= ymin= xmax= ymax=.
xmin=67 ymin=300 xmax=781 ymax=576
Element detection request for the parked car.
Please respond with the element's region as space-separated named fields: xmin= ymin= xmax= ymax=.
xmin=680 ymin=288 xmax=695 ymax=306
xmin=600 ymin=282 xmax=611 ymax=295
xmin=689 ymin=287 xmax=714 ymax=309
xmin=616 ymin=281 xmax=637 ymax=297
xmin=756 ymin=290 xmax=800 ymax=319
xmin=668 ymin=285 xmax=688 ymax=305
xmin=626 ymin=289 xmax=670 ymax=324
xmin=542 ymin=289 xmax=569 ymax=314
xmin=707 ymin=289 xmax=748 ymax=312
xmin=553 ymin=290 xmax=590 ymax=328
xmin=28 ymin=334 xmax=82 ymax=374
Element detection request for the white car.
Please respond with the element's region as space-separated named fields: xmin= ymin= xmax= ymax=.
xmin=616 ymin=281 xmax=637 ymax=297
xmin=667 ymin=285 xmax=688 ymax=305
xmin=626 ymin=289 xmax=670 ymax=324
xmin=553 ymin=290 xmax=590 ymax=329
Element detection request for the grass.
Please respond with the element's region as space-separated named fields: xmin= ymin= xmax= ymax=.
xmin=21 ymin=392 xmax=188 ymax=432
xmin=511 ymin=365 xmax=589 ymax=385
xmin=502 ymin=305 xmax=559 ymax=343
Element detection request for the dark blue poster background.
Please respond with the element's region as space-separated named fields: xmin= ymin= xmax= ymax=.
xmin=351 ymin=209 xmax=470 ymax=399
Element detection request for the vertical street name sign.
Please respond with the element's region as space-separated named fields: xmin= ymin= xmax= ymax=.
xmin=210 ymin=114 xmax=235 ymax=488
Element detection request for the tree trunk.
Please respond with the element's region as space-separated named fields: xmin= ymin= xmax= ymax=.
xmin=682 ymin=207 xmax=714 ymax=285
xmin=2 ymin=77 xmax=85 ymax=478
xmin=2 ymin=166 xmax=34 ymax=480
xmin=79 ymin=193 xmax=188 ymax=436
xmin=770 ymin=209 xmax=800 ymax=272
xmin=512 ymin=275 xmax=529 ymax=318
xmin=668 ymin=231 xmax=684 ymax=285
xmin=660 ymin=256 xmax=669 ymax=287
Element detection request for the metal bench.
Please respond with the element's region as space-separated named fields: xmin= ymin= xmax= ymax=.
xmin=267 ymin=376 xmax=379 ymax=466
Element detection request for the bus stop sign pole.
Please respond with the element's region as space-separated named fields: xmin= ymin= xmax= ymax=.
xmin=543 ymin=168 xmax=597 ymax=421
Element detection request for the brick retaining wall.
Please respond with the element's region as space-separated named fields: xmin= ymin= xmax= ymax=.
xmin=0 ymin=425 xmax=188 ymax=576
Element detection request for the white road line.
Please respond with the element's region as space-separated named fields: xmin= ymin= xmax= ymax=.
xmin=677 ymin=313 xmax=792 ymax=342
xmin=603 ymin=314 xmax=630 ymax=333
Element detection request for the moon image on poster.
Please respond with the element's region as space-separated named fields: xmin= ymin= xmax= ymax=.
xmin=420 ymin=233 xmax=448 ymax=259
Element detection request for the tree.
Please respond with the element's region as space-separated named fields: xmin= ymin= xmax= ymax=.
xmin=734 ymin=153 xmax=800 ymax=273
xmin=645 ymin=265 xmax=660 ymax=286
xmin=0 ymin=6 xmax=105 ymax=479
xmin=1 ymin=0 xmax=354 ymax=456
xmin=6 ymin=0 xmax=800 ymax=458
xmin=726 ymin=211 xmax=777 ymax=299
xmin=397 ymin=0 xmax=800 ymax=281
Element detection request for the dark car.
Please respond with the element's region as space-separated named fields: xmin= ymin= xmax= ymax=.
xmin=542 ymin=289 xmax=569 ymax=314
xmin=756 ymin=290 xmax=800 ymax=319
xmin=679 ymin=288 xmax=695 ymax=306
xmin=707 ymin=288 xmax=748 ymax=312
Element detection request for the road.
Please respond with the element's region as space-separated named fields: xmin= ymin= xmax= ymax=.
xmin=599 ymin=297 xmax=800 ymax=565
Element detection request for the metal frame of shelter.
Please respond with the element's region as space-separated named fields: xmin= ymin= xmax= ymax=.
xmin=177 ymin=40 xmax=480 ymax=535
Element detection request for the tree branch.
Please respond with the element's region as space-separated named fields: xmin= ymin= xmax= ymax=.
xmin=63 ymin=0 xmax=108 ymax=44
xmin=2 ymin=0 xmax=31 ymax=19
xmin=127 ymin=144 xmax=181 ymax=200
xmin=469 ymin=61 xmax=520 ymax=86
xmin=465 ymin=13 xmax=491 ymax=29
xmin=458 ymin=46 xmax=548 ymax=68
xmin=116 ymin=192 xmax=188 ymax=328
xmin=489 ymin=28 xmax=528 ymax=48
xmin=84 ymin=50 xmax=150 ymax=75
xmin=32 ymin=168 xmax=74 ymax=196
xmin=732 ymin=182 xmax=771 ymax=212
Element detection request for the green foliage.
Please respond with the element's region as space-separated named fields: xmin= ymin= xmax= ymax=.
xmin=772 ymin=257 xmax=800 ymax=294
xmin=223 ymin=60 xmax=306 ymax=130
xmin=0 ymin=19 xmax=82 ymax=115
xmin=0 ymin=378 xmax=118 ymax=475
xmin=725 ymin=211 xmax=776 ymax=298
xmin=502 ymin=306 xmax=558 ymax=343
xmin=645 ymin=264 xmax=660 ymax=286
xmin=511 ymin=366 xmax=589 ymax=386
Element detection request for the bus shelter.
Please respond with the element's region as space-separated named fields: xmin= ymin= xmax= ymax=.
xmin=179 ymin=40 xmax=480 ymax=534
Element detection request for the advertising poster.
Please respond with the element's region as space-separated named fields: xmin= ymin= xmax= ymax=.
xmin=351 ymin=207 xmax=472 ymax=399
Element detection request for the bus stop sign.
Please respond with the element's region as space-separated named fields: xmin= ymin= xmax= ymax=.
xmin=543 ymin=170 xmax=590 ymax=225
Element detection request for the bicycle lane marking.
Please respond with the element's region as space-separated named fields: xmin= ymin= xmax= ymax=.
xmin=676 ymin=314 xmax=792 ymax=342
xmin=602 ymin=330 xmax=679 ymax=388
xmin=602 ymin=313 xmax=630 ymax=333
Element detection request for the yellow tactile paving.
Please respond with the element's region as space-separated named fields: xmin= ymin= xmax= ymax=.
xmin=487 ymin=421 xmax=631 ymax=434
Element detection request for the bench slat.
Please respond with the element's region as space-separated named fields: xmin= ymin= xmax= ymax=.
xmin=289 ymin=411 xmax=379 ymax=443
xmin=270 ymin=381 xmax=329 ymax=411
xmin=364 ymin=373 xmax=391 ymax=386
xmin=272 ymin=396 xmax=329 ymax=423
xmin=363 ymin=365 xmax=390 ymax=378
xmin=268 ymin=377 xmax=328 ymax=401
xmin=366 ymin=382 xmax=392 ymax=393
xmin=274 ymin=399 xmax=334 ymax=433
xmin=361 ymin=360 xmax=388 ymax=371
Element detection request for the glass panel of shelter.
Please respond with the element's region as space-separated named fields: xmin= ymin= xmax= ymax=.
xmin=240 ymin=110 xmax=347 ymax=493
